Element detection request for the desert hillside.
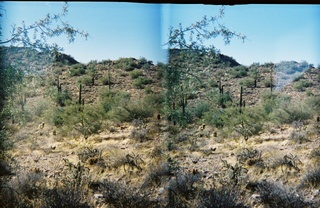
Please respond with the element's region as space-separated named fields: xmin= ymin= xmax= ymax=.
xmin=1 ymin=46 xmax=320 ymax=208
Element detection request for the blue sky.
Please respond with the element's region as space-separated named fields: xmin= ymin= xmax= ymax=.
xmin=1 ymin=2 xmax=320 ymax=66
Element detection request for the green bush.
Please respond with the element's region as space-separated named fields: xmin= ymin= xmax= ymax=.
xmin=239 ymin=77 xmax=256 ymax=87
xmin=130 ymin=69 xmax=144 ymax=79
xmin=54 ymin=90 xmax=72 ymax=107
xmin=294 ymin=79 xmax=313 ymax=91
xmin=63 ymin=104 xmax=103 ymax=139
xmin=133 ymin=76 xmax=152 ymax=89
xmin=115 ymin=57 xmax=137 ymax=71
xmin=69 ymin=63 xmax=86 ymax=76
xmin=229 ymin=66 xmax=248 ymax=78
xmin=78 ymin=75 xmax=93 ymax=86
xmin=306 ymin=95 xmax=320 ymax=114
xmin=99 ymin=89 xmax=130 ymax=113
xmin=263 ymin=79 xmax=276 ymax=88
xmin=209 ymin=78 xmax=219 ymax=87
xmin=194 ymin=101 xmax=211 ymax=119
xmin=100 ymin=75 xmax=113 ymax=85
xmin=269 ymin=102 xmax=312 ymax=124
xmin=204 ymin=108 xmax=225 ymax=128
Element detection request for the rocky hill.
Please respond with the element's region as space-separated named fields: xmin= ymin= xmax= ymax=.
xmin=1 ymin=46 xmax=320 ymax=207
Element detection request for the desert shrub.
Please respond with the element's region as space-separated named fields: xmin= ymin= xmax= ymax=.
xmin=310 ymin=147 xmax=320 ymax=159
xmin=115 ymin=57 xmax=137 ymax=71
xmin=133 ymin=76 xmax=152 ymax=89
xmin=98 ymin=89 xmax=130 ymax=113
xmin=141 ymin=63 xmax=152 ymax=70
xmin=143 ymin=93 xmax=165 ymax=109
xmin=0 ymin=183 xmax=23 ymax=208
xmin=204 ymin=108 xmax=225 ymax=128
xmin=77 ymin=146 xmax=101 ymax=163
xmin=196 ymin=187 xmax=247 ymax=208
xmin=259 ymin=92 xmax=287 ymax=115
xmin=138 ymin=57 xmax=148 ymax=64
xmin=239 ymin=77 xmax=255 ymax=87
xmin=194 ymin=101 xmax=211 ymax=119
xmin=141 ymin=162 xmax=173 ymax=189
xmin=306 ymin=95 xmax=320 ymax=114
xmin=99 ymin=59 xmax=112 ymax=65
xmin=269 ymin=103 xmax=312 ymax=124
xmin=256 ymin=180 xmax=310 ymax=208
xmin=51 ymin=107 xmax=65 ymax=126
xmin=54 ymin=89 xmax=72 ymax=107
xmin=63 ymin=104 xmax=103 ymax=139
xmin=168 ymin=171 xmax=202 ymax=201
xmin=262 ymin=78 xmax=276 ymax=88
xmin=270 ymin=154 xmax=302 ymax=172
xmin=130 ymin=69 xmax=144 ymax=79
xmin=106 ymin=106 xmax=131 ymax=122
xmin=229 ymin=65 xmax=248 ymax=78
xmin=207 ymin=88 xmax=233 ymax=108
xmin=100 ymin=179 xmax=157 ymax=208
xmin=289 ymin=130 xmax=308 ymax=144
xmin=216 ymin=106 xmax=264 ymax=140
xmin=294 ymin=79 xmax=313 ymax=91
xmin=100 ymin=75 xmax=113 ymax=85
xmin=125 ymin=99 xmax=154 ymax=120
xmin=41 ymin=186 xmax=90 ymax=208
xmin=236 ymin=148 xmax=265 ymax=168
xmin=69 ymin=63 xmax=86 ymax=76
xmin=300 ymin=166 xmax=320 ymax=189
xmin=77 ymin=75 xmax=93 ymax=86
xmin=209 ymin=78 xmax=219 ymax=87
xmin=130 ymin=128 xmax=149 ymax=142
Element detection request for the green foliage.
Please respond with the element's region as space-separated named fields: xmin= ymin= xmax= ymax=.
xmin=294 ymin=79 xmax=313 ymax=91
xmin=260 ymin=91 xmax=312 ymax=124
xmin=52 ymin=107 xmax=65 ymax=127
xmin=99 ymin=89 xmax=156 ymax=122
xmin=230 ymin=65 xmax=248 ymax=78
xmin=204 ymin=108 xmax=225 ymax=128
xmin=262 ymin=78 xmax=275 ymax=88
xmin=130 ymin=69 xmax=144 ymax=79
xmin=306 ymin=95 xmax=320 ymax=114
xmin=194 ymin=101 xmax=211 ymax=119
xmin=133 ymin=76 xmax=152 ymax=89
xmin=100 ymin=75 xmax=113 ymax=85
xmin=239 ymin=77 xmax=255 ymax=87
xmin=78 ymin=75 xmax=93 ymax=86
xmin=69 ymin=63 xmax=86 ymax=76
xmin=259 ymin=91 xmax=289 ymax=115
xmin=63 ymin=104 xmax=103 ymax=139
xmin=54 ymin=89 xmax=72 ymax=107
xmin=209 ymin=78 xmax=219 ymax=87
xmin=0 ymin=2 xmax=89 ymax=52
xmin=207 ymin=88 xmax=233 ymax=108
xmin=99 ymin=89 xmax=130 ymax=113
xmin=115 ymin=57 xmax=137 ymax=71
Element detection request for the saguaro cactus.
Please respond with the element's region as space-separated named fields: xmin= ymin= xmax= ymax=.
xmin=180 ymin=86 xmax=187 ymax=115
xmin=79 ymin=84 xmax=82 ymax=105
xmin=240 ymin=86 xmax=243 ymax=113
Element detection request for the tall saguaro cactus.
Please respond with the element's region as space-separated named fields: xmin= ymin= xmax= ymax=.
xmin=239 ymin=86 xmax=244 ymax=113
xmin=79 ymin=84 xmax=82 ymax=105
xmin=180 ymin=86 xmax=187 ymax=115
